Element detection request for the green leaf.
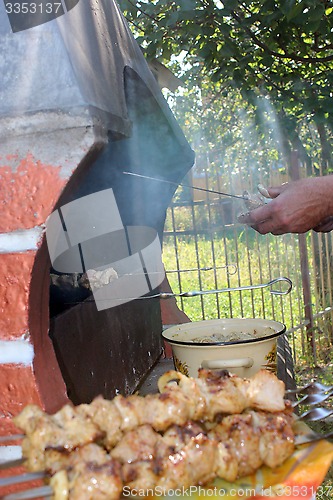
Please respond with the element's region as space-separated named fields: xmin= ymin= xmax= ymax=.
xmin=280 ymin=0 xmax=297 ymax=17
xmin=286 ymin=1 xmax=305 ymax=21
xmin=217 ymin=22 xmax=232 ymax=36
xmin=164 ymin=10 xmax=179 ymax=27
xmin=177 ymin=9 xmax=198 ymax=20
xmin=186 ymin=23 xmax=202 ymax=36
xmin=309 ymin=4 xmax=325 ymax=22
xmin=320 ymin=99 xmax=333 ymax=113
xmin=261 ymin=55 xmax=275 ymax=67
xmin=304 ymin=18 xmax=322 ymax=32
xmin=177 ymin=0 xmax=196 ymax=10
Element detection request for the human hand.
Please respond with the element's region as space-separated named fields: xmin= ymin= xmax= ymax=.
xmin=238 ymin=177 xmax=333 ymax=235
xmin=313 ymin=216 xmax=333 ymax=233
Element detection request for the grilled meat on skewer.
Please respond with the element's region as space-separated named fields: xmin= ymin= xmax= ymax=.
xmin=13 ymin=369 xmax=294 ymax=499
xmin=49 ymin=445 xmax=122 ymax=500
xmin=113 ymin=422 xmax=217 ymax=491
xmin=15 ymin=369 xmax=286 ymax=463
xmin=209 ymin=409 xmax=295 ymax=481
xmin=248 ymin=410 xmax=295 ymax=468
xmin=49 ymin=411 xmax=294 ymax=498
xmin=15 ymin=405 xmax=103 ymax=472
xmin=157 ymin=368 xmax=287 ymax=413
xmin=112 ymin=411 xmax=295 ymax=490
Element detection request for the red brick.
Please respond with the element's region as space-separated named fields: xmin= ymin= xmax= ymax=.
xmin=0 ymin=252 xmax=36 ymax=339
xmin=0 ymin=417 xmax=22 ymax=437
xmin=0 ymin=364 xmax=42 ymax=418
xmin=0 ymin=153 xmax=66 ymax=232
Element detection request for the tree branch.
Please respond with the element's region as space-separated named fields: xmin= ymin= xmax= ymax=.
xmin=125 ymin=0 xmax=159 ymax=23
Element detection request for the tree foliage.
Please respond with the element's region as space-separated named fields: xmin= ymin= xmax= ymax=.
xmin=119 ymin=0 xmax=333 ymax=172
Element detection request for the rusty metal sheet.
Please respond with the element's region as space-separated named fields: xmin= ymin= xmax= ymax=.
xmin=49 ymin=294 xmax=163 ymax=404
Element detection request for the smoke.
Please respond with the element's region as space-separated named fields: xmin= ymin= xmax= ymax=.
xmin=46 ymin=188 xmax=165 ymax=310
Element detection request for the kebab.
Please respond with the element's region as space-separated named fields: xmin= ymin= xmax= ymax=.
xmin=15 ymin=368 xmax=287 ymax=464
xmin=13 ymin=369 xmax=295 ymax=499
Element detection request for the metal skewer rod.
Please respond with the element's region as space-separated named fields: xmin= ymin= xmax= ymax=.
xmin=0 ymin=472 xmax=46 ymax=488
xmin=0 ymin=434 xmax=24 ymax=443
xmin=291 ymin=388 xmax=333 ymax=408
xmin=286 ymin=381 xmax=333 ymax=395
xmin=65 ymin=277 xmax=293 ymax=305
xmin=123 ymin=171 xmax=247 ymax=201
xmin=0 ymin=458 xmax=25 ymax=471
xmin=88 ymin=264 xmax=238 ymax=277
xmin=166 ymin=264 xmax=238 ymax=275
xmin=155 ymin=277 xmax=293 ymax=298
xmin=297 ymin=407 xmax=333 ymax=422
xmin=295 ymin=430 xmax=333 ymax=446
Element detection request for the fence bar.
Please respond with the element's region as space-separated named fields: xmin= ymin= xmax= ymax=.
xmin=289 ymin=151 xmax=316 ymax=361
xmin=216 ymin=167 xmax=234 ymax=317
xmin=170 ymin=204 xmax=184 ymax=311
xmin=205 ymin=168 xmax=221 ymax=318
xmin=190 ymin=197 xmax=205 ymax=319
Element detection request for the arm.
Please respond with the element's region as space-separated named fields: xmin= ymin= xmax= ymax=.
xmin=238 ymin=176 xmax=333 ymax=235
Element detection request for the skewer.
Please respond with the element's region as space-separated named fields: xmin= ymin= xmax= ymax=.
xmin=0 ymin=472 xmax=46 ymax=488
xmin=166 ymin=264 xmax=238 ymax=275
xmin=286 ymin=381 xmax=333 ymax=395
xmin=291 ymin=388 xmax=333 ymax=408
xmin=0 ymin=459 xmax=25 ymax=471
xmin=156 ymin=277 xmax=292 ymax=298
xmin=0 ymin=394 xmax=332 ymax=497
xmin=66 ymin=276 xmax=293 ymax=304
xmin=122 ymin=171 xmax=248 ymax=201
xmin=1 ymin=426 xmax=332 ymax=499
xmin=0 ymin=435 xmax=24 ymax=444
xmin=64 ymin=276 xmax=293 ymax=305
xmin=297 ymin=407 xmax=333 ymax=422
xmin=295 ymin=430 xmax=333 ymax=446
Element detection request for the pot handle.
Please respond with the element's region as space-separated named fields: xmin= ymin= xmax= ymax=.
xmin=201 ymin=357 xmax=254 ymax=370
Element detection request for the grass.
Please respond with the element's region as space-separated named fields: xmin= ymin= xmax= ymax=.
xmin=162 ymin=227 xmax=303 ymax=325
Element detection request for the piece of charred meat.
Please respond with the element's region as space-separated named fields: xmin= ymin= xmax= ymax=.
xmin=209 ymin=409 xmax=295 ymax=481
xmin=210 ymin=413 xmax=262 ymax=480
xmin=44 ymin=443 xmax=110 ymax=476
xmin=112 ymin=422 xmax=217 ymax=492
xmin=158 ymin=368 xmax=286 ymax=417
xmin=249 ymin=409 xmax=295 ymax=468
xmin=49 ymin=445 xmax=122 ymax=500
xmin=111 ymin=424 xmax=161 ymax=492
xmin=15 ymin=405 xmax=102 ymax=472
xmin=156 ymin=422 xmax=217 ymax=490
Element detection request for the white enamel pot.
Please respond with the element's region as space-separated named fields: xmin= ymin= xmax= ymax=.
xmin=162 ymin=318 xmax=286 ymax=378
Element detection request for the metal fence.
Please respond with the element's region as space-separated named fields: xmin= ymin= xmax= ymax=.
xmin=162 ymin=155 xmax=333 ymax=365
